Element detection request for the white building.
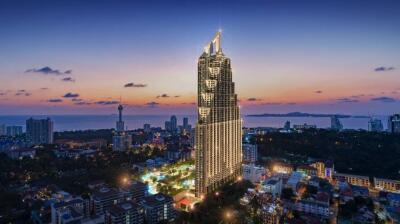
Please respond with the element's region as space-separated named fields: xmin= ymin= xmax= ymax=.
xmin=243 ymin=164 xmax=266 ymax=183
xmin=286 ymin=172 xmax=304 ymax=191
xmin=260 ymin=178 xmax=283 ymax=198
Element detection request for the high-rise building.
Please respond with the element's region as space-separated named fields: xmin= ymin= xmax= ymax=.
xmin=388 ymin=114 xmax=400 ymax=133
xmin=164 ymin=121 xmax=171 ymax=131
xmin=182 ymin=117 xmax=192 ymax=133
xmin=143 ymin=124 xmax=151 ymax=133
xmin=113 ymin=104 xmax=132 ymax=151
xmin=283 ymin=120 xmax=290 ymax=131
xmin=183 ymin=117 xmax=189 ymax=129
xmin=368 ymin=118 xmax=383 ymax=132
xmin=330 ymin=115 xmax=343 ymax=131
xmin=195 ymin=31 xmax=242 ymax=197
xmin=26 ymin=118 xmax=54 ymax=145
xmin=242 ymin=143 xmax=258 ymax=164
xmin=6 ymin=125 xmax=23 ymax=136
xmin=170 ymin=115 xmax=177 ymax=132
xmin=0 ymin=124 xmax=6 ymax=136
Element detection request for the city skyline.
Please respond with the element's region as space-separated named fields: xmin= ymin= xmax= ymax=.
xmin=1 ymin=0 xmax=400 ymax=115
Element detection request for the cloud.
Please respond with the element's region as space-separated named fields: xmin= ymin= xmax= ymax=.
xmin=146 ymin=101 xmax=159 ymax=107
xmin=63 ymin=92 xmax=79 ymax=98
xmin=48 ymin=98 xmax=63 ymax=103
xmin=181 ymin=102 xmax=196 ymax=105
xmin=15 ymin=90 xmax=31 ymax=96
xmin=95 ymin=100 xmax=119 ymax=105
xmin=370 ymin=96 xmax=396 ymax=103
xmin=247 ymin=97 xmax=261 ymax=102
xmin=61 ymin=77 xmax=75 ymax=82
xmin=157 ymin=94 xmax=169 ymax=98
xmin=74 ymin=101 xmax=91 ymax=106
xmin=174 ymin=95 xmax=180 ymax=98
xmin=262 ymin=102 xmax=282 ymax=105
xmin=286 ymin=102 xmax=297 ymax=105
xmin=71 ymin=98 xmax=83 ymax=102
xmin=315 ymin=90 xmax=323 ymax=94
xmin=124 ymin=82 xmax=147 ymax=88
xmin=25 ymin=66 xmax=72 ymax=75
xmin=336 ymin=98 xmax=359 ymax=103
xmin=374 ymin=66 xmax=395 ymax=72
xmin=350 ymin=94 xmax=365 ymax=98
xmin=40 ymin=87 xmax=49 ymax=90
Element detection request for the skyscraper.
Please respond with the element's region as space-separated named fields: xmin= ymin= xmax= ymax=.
xmin=195 ymin=31 xmax=242 ymax=197
xmin=170 ymin=115 xmax=177 ymax=132
xmin=330 ymin=115 xmax=343 ymax=131
xmin=368 ymin=118 xmax=383 ymax=132
xmin=183 ymin=117 xmax=189 ymax=129
xmin=388 ymin=114 xmax=400 ymax=133
xmin=26 ymin=118 xmax=54 ymax=145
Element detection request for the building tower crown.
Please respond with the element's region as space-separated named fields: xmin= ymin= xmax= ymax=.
xmin=204 ymin=31 xmax=222 ymax=55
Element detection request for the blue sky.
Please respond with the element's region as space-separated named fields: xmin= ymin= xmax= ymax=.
xmin=0 ymin=0 xmax=399 ymax=115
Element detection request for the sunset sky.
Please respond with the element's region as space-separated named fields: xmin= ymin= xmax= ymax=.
xmin=0 ymin=0 xmax=399 ymax=115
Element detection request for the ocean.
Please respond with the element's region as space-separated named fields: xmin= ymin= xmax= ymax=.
xmin=0 ymin=115 xmax=389 ymax=132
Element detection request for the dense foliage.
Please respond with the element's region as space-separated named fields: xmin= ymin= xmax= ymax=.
xmin=254 ymin=129 xmax=400 ymax=179
xmin=176 ymin=180 xmax=254 ymax=224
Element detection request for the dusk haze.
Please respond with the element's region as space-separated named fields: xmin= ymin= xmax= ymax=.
xmin=1 ymin=1 xmax=400 ymax=224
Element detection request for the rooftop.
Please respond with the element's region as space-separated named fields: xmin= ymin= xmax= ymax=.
xmin=108 ymin=201 xmax=141 ymax=216
xmin=142 ymin=193 xmax=172 ymax=207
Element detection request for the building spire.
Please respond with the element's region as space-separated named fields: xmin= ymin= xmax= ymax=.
xmin=204 ymin=30 xmax=222 ymax=55
xmin=213 ymin=30 xmax=221 ymax=53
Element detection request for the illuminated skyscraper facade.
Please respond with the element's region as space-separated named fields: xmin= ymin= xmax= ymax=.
xmin=195 ymin=31 xmax=242 ymax=197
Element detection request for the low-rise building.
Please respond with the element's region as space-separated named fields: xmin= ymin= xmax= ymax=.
xmin=294 ymin=192 xmax=330 ymax=218
xmin=141 ymin=193 xmax=175 ymax=224
xmin=387 ymin=193 xmax=400 ymax=207
xmin=293 ymin=123 xmax=317 ymax=130
xmin=5 ymin=148 xmax=36 ymax=159
xmin=374 ymin=177 xmax=400 ymax=193
xmin=243 ymin=164 xmax=266 ymax=183
xmin=105 ymin=201 xmax=144 ymax=224
xmin=296 ymin=165 xmax=317 ymax=177
xmin=51 ymin=198 xmax=87 ymax=224
xmin=271 ymin=162 xmax=293 ymax=174
xmin=120 ymin=181 xmax=148 ymax=202
xmin=334 ymin=173 xmax=370 ymax=188
xmin=310 ymin=161 xmax=326 ymax=178
xmin=286 ymin=172 xmax=304 ymax=191
xmin=91 ymin=187 xmax=124 ymax=216
xmin=261 ymin=178 xmax=282 ymax=198
xmin=261 ymin=203 xmax=283 ymax=224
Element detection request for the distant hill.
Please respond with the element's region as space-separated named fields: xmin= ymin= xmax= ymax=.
xmin=246 ymin=112 xmax=369 ymax=118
